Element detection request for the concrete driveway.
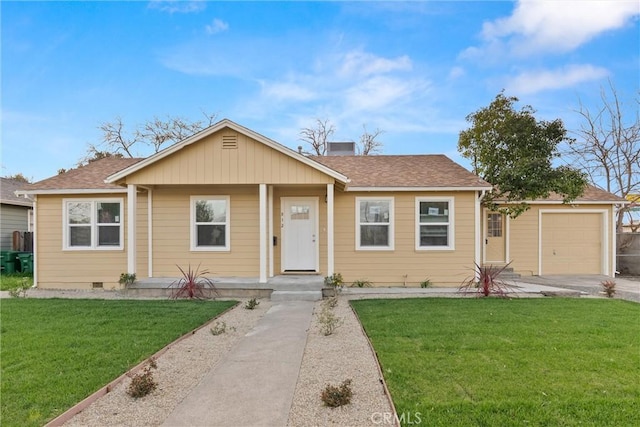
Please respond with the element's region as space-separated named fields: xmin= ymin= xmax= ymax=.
xmin=516 ymin=275 xmax=640 ymax=303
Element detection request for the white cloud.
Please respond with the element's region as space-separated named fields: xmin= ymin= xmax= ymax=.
xmin=338 ymin=50 xmax=412 ymax=78
xmin=505 ymin=64 xmax=609 ymax=94
xmin=481 ymin=0 xmax=639 ymax=55
xmin=448 ymin=66 xmax=465 ymax=80
xmin=206 ymin=18 xmax=229 ymax=35
xmin=345 ymin=76 xmax=419 ymax=111
xmin=148 ymin=0 xmax=206 ymax=14
xmin=259 ymin=80 xmax=317 ymax=102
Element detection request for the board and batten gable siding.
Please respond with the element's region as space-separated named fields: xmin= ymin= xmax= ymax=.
xmin=0 ymin=204 xmax=30 ymax=250
xmin=333 ymin=191 xmax=477 ymax=286
xmin=35 ymin=193 xmax=149 ymax=289
xmin=150 ymin=186 xmax=260 ymax=277
xmin=125 ymin=130 xmax=334 ymax=185
xmin=505 ymin=204 xmax=615 ymax=276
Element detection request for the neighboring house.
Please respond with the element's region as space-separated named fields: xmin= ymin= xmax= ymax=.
xmin=17 ymin=119 xmax=625 ymax=290
xmin=1 ymin=177 xmax=33 ymax=251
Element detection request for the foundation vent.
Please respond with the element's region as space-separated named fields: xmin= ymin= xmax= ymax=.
xmin=92 ymin=282 xmax=104 ymax=289
xmin=222 ymin=134 xmax=238 ymax=149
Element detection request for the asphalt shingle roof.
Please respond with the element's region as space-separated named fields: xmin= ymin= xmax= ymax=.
xmin=1 ymin=178 xmax=33 ymax=206
xmin=310 ymin=154 xmax=491 ymax=188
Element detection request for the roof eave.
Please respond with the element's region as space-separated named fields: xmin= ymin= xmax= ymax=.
xmin=345 ymin=185 xmax=493 ymax=192
xmin=16 ymin=188 xmax=128 ymax=196
xmin=104 ymin=119 xmax=349 ymax=185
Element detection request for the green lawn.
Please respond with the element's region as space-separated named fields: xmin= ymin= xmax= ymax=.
xmin=1 ymin=298 xmax=236 ymax=427
xmin=0 ymin=273 xmax=33 ymax=291
xmin=352 ymin=298 xmax=640 ymax=426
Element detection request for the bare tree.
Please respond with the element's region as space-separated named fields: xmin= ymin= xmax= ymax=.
xmin=299 ymin=118 xmax=335 ymax=155
xmin=299 ymin=119 xmax=384 ymax=155
xmin=358 ymin=125 xmax=384 ymax=155
xmin=565 ymin=81 xmax=640 ymax=232
xmin=81 ymin=111 xmax=217 ymax=164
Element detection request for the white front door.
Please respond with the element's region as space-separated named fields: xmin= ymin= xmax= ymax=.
xmin=282 ymin=198 xmax=318 ymax=272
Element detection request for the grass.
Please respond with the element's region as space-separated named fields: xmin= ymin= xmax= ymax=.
xmin=1 ymin=298 xmax=236 ymax=427
xmin=352 ymin=298 xmax=640 ymax=426
xmin=0 ymin=273 xmax=33 ymax=291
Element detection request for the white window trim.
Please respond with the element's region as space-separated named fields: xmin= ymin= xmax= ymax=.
xmin=415 ymin=197 xmax=455 ymax=251
xmin=355 ymin=197 xmax=394 ymax=251
xmin=190 ymin=195 xmax=231 ymax=252
xmin=62 ymin=198 xmax=124 ymax=251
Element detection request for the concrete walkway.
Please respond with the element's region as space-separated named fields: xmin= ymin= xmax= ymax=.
xmin=161 ymin=301 xmax=314 ymax=427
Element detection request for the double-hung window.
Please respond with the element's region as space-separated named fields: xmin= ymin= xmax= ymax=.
xmin=356 ymin=197 xmax=394 ymax=250
xmin=191 ymin=196 xmax=230 ymax=251
xmin=416 ymin=197 xmax=454 ymax=250
xmin=64 ymin=199 xmax=123 ymax=250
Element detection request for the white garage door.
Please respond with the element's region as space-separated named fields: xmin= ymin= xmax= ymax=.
xmin=541 ymin=212 xmax=603 ymax=275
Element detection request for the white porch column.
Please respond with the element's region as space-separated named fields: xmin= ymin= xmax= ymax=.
xmin=474 ymin=191 xmax=481 ymax=281
xmin=259 ymin=184 xmax=267 ymax=283
xmin=147 ymin=188 xmax=153 ymax=278
xmin=268 ymin=185 xmax=274 ymax=278
xmin=327 ymin=183 xmax=335 ymax=276
xmin=127 ymin=184 xmax=137 ymax=275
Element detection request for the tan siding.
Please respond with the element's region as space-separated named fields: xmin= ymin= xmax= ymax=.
xmin=333 ymin=191 xmax=478 ymax=287
xmin=135 ymin=192 xmax=149 ymax=279
xmin=125 ymin=129 xmax=333 ymax=185
xmin=36 ymin=194 xmax=128 ymax=289
xmin=151 ymin=186 xmax=260 ymax=277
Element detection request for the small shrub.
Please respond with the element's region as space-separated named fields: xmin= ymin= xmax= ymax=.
xmin=127 ymin=361 xmax=157 ymax=399
xmin=118 ymin=273 xmax=137 ymax=287
xmin=458 ymin=262 xmax=516 ymax=298
xmin=323 ymin=296 xmax=339 ymax=309
xmin=420 ymin=278 xmax=432 ymax=288
xmin=171 ymin=264 xmax=218 ymax=300
xmin=318 ymin=306 xmax=343 ymax=336
xmin=244 ymin=298 xmax=260 ymax=310
xmin=324 ymin=273 xmax=344 ymax=297
xmin=8 ymin=278 xmax=30 ymax=298
xmin=351 ymin=279 xmax=372 ymax=288
xmin=210 ymin=321 xmax=227 ymax=336
xmin=601 ymin=280 xmax=616 ymax=298
xmin=321 ymin=379 xmax=353 ymax=407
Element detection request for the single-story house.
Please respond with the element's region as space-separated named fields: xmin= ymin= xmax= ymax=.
xmin=17 ymin=119 xmax=625 ymax=290
xmin=1 ymin=177 xmax=34 ymax=251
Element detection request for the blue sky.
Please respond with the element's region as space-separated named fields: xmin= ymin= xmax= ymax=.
xmin=2 ymin=0 xmax=638 ymax=182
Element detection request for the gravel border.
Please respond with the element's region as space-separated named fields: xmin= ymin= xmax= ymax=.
xmin=64 ymin=300 xmax=272 ymax=426
xmin=287 ymin=298 xmax=395 ymax=426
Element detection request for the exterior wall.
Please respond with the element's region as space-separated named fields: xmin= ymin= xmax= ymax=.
xmin=505 ymin=203 xmax=615 ymax=276
xmin=333 ymin=191 xmax=478 ymax=287
xmin=36 ymin=194 xmax=132 ymax=289
xmin=150 ymin=186 xmax=260 ymax=277
xmin=0 ymin=204 xmax=30 ymax=250
xmin=126 ymin=130 xmax=334 ymax=185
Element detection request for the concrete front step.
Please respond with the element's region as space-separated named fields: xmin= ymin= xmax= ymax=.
xmin=270 ymin=290 xmax=323 ymax=302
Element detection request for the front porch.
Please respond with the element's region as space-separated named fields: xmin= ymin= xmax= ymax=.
xmin=127 ymin=274 xmax=325 ymax=301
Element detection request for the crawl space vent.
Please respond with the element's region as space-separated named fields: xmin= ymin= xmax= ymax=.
xmin=92 ymin=282 xmax=104 ymax=289
xmin=222 ymin=135 xmax=238 ymax=149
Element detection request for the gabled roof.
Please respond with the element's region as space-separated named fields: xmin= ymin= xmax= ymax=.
xmin=311 ymin=155 xmax=492 ymax=190
xmin=1 ymin=178 xmax=33 ymax=206
xmin=17 ymin=157 xmax=142 ymax=195
xmin=105 ymin=119 xmax=349 ymax=184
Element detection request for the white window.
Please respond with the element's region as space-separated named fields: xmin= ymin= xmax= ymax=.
xmin=63 ymin=199 xmax=123 ymax=250
xmin=191 ymin=196 xmax=230 ymax=251
xmin=416 ymin=197 xmax=454 ymax=250
xmin=356 ymin=197 xmax=394 ymax=250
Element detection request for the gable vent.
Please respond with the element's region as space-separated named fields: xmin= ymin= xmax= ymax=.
xmin=222 ymin=135 xmax=238 ymax=149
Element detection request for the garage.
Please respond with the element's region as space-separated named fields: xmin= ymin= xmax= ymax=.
xmin=540 ymin=211 xmax=605 ymax=275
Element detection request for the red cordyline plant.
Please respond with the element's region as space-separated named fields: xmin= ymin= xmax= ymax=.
xmin=458 ymin=262 xmax=517 ymax=298
xmin=171 ymin=264 xmax=218 ymax=299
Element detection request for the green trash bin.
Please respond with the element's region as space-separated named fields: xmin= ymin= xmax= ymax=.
xmin=1 ymin=251 xmax=18 ymax=274
xmin=17 ymin=253 xmax=33 ymax=274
